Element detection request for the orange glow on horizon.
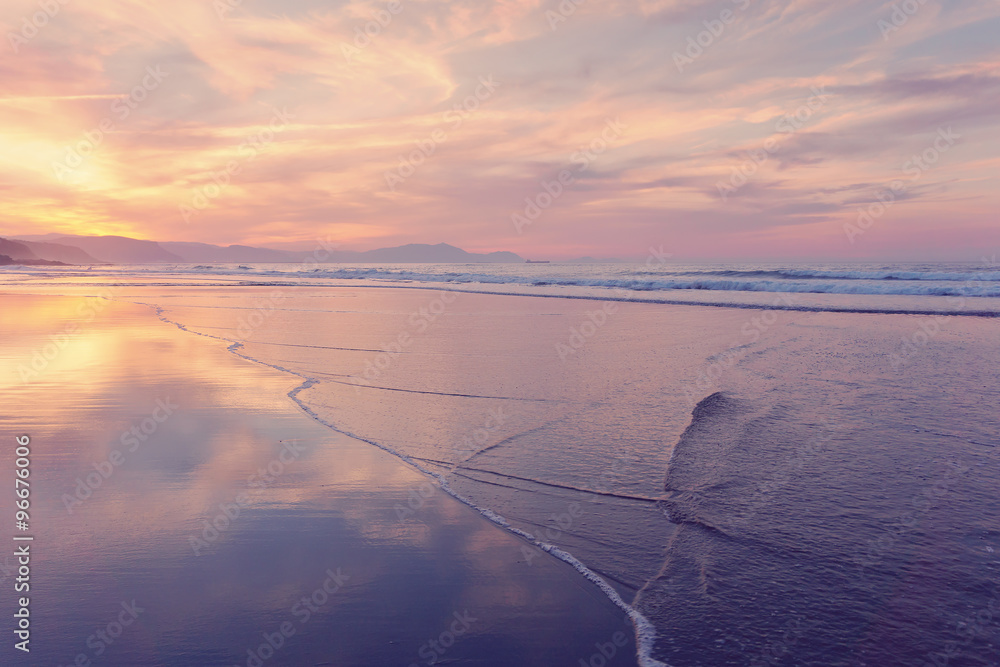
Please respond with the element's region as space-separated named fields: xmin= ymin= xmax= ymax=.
xmin=0 ymin=0 xmax=998 ymax=259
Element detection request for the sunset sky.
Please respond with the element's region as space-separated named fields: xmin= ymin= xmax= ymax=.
xmin=1 ymin=0 xmax=998 ymax=260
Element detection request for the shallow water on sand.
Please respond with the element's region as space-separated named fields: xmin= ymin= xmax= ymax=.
xmin=3 ymin=283 xmax=999 ymax=666
xmin=0 ymin=294 xmax=637 ymax=666
xmin=127 ymin=285 xmax=1000 ymax=666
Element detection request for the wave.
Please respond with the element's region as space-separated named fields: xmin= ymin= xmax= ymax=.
xmin=672 ymin=268 xmax=1000 ymax=282
xmin=142 ymin=300 xmax=669 ymax=667
xmin=146 ymin=265 xmax=1000 ymax=298
xmin=256 ymin=267 xmax=1000 ymax=297
xmin=9 ymin=263 xmax=1000 ymax=311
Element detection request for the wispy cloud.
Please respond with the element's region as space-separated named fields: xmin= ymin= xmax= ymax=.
xmin=0 ymin=0 xmax=997 ymax=258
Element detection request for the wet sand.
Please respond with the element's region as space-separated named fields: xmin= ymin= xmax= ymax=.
xmin=3 ymin=282 xmax=998 ymax=667
xmin=0 ymin=293 xmax=638 ymax=666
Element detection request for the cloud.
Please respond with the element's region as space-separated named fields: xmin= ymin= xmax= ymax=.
xmin=0 ymin=0 xmax=997 ymax=258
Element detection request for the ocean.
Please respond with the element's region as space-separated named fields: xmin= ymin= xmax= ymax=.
xmin=10 ymin=259 xmax=1000 ymax=304
xmin=2 ymin=260 xmax=998 ymax=666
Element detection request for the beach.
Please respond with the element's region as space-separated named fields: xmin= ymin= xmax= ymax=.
xmin=7 ymin=0 xmax=1000 ymax=662
xmin=0 ymin=292 xmax=639 ymax=666
xmin=2 ymin=267 xmax=999 ymax=666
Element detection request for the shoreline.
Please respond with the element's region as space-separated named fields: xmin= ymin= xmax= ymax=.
xmin=146 ymin=295 xmax=670 ymax=667
xmin=4 ymin=279 xmax=999 ymax=318
xmin=3 ymin=295 xmax=635 ymax=665
xmin=7 ymin=280 xmax=999 ymax=665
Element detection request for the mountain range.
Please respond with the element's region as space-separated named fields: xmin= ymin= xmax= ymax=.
xmin=1 ymin=235 xmax=525 ymax=265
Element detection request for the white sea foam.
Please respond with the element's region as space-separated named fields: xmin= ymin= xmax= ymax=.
xmin=140 ymin=300 xmax=671 ymax=667
xmin=8 ymin=262 xmax=999 ymax=302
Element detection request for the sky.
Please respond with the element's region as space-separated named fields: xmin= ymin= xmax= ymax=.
xmin=1 ymin=0 xmax=998 ymax=260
